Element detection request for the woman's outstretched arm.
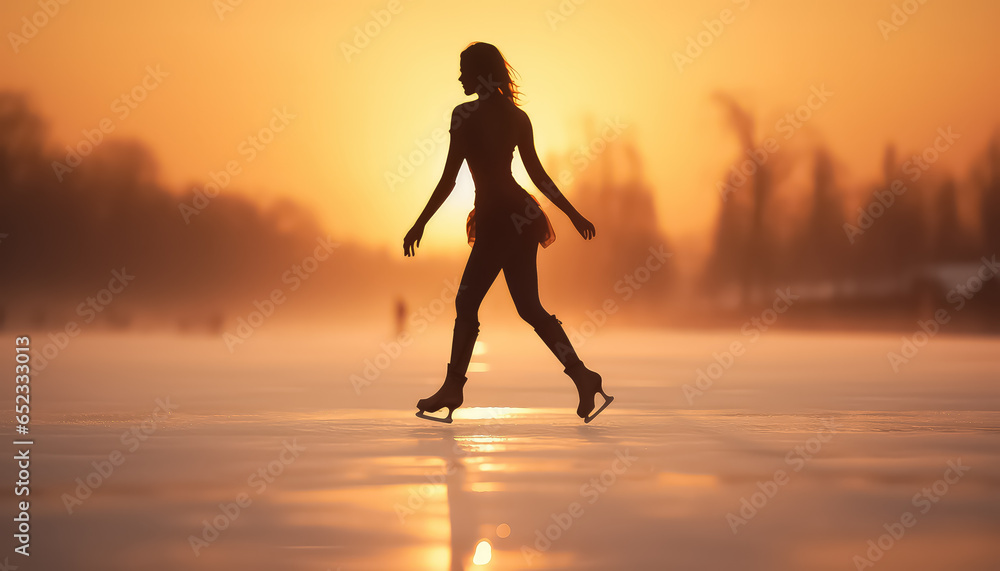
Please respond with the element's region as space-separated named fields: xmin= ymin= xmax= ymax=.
xmin=517 ymin=112 xmax=596 ymax=240
xmin=403 ymin=111 xmax=466 ymax=257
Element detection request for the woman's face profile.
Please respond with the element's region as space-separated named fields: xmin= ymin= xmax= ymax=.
xmin=459 ymin=61 xmax=476 ymax=96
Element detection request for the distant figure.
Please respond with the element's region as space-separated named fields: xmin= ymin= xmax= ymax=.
xmin=404 ymin=42 xmax=613 ymax=423
xmin=394 ymin=296 xmax=408 ymax=337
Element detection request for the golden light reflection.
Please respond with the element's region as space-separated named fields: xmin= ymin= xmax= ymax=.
xmin=457 ymin=435 xmax=507 ymax=444
xmin=453 ymin=406 xmax=530 ymax=421
xmin=454 ymin=434 xmax=509 ymax=454
xmin=419 ymin=545 xmax=452 ymax=570
xmin=462 ymin=442 xmax=506 ymax=454
xmin=477 ymin=463 xmax=508 ymax=472
xmin=472 ymin=540 xmax=492 ymax=565
xmin=470 ymin=482 xmax=506 ymax=493
xmin=451 ymin=406 xmax=584 ymax=425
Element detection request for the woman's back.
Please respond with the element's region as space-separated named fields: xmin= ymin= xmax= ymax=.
xmin=452 ymin=98 xmax=523 ymax=190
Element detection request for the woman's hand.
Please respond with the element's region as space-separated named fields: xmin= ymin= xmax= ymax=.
xmin=570 ymin=212 xmax=596 ymax=240
xmin=403 ymin=223 xmax=424 ymax=256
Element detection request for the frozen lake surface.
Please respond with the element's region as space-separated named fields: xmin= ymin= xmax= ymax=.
xmin=3 ymin=327 xmax=999 ymax=570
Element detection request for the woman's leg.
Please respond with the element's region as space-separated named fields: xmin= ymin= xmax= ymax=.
xmin=503 ymin=239 xmax=582 ymax=368
xmin=416 ymin=238 xmax=507 ymax=421
xmin=502 ymin=239 xmax=548 ymax=326
xmin=449 ymin=238 xmax=505 ymax=375
xmin=503 ymin=238 xmax=612 ymax=421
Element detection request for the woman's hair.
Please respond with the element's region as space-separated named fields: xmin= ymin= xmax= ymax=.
xmin=460 ymin=42 xmax=521 ymax=105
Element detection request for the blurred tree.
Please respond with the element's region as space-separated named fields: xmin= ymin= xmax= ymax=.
xmin=0 ymin=90 xmax=323 ymax=318
xmin=791 ymin=148 xmax=851 ymax=281
xmin=982 ymin=133 xmax=1000 ymax=256
xmin=933 ymin=178 xmax=977 ymax=262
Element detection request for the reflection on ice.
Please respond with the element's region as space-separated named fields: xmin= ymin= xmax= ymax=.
xmin=12 ymin=329 xmax=1000 ymax=570
xmin=472 ymin=539 xmax=492 ymax=564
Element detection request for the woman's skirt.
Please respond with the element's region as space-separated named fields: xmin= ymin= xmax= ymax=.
xmin=466 ymin=192 xmax=555 ymax=248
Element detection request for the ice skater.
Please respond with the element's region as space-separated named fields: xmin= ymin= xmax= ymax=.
xmin=403 ymin=42 xmax=613 ymax=424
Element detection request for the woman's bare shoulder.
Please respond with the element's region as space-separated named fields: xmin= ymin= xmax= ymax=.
xmin=508 ymin=105 xmax=530 ymax=128
xmin=512 ymin=106 xmax=533 ymax=138
xmin=452 ymin=101 xmax=484 ymax=120
xmin=450 ymin=102 xmax=477 ymax=133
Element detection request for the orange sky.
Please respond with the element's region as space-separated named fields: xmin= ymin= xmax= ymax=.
xmin=3 ymin=0 xmax=999 ymax=252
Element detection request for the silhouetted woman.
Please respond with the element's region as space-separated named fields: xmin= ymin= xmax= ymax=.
xmin=403 ymin=42 xmax=613 ymax=424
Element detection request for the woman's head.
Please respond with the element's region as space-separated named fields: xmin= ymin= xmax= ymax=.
xmin=459 ymin=42 xmax=521 ymax=104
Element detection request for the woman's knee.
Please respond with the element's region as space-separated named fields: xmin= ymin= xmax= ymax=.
xmin=454 ymin=291 xmax=481 ymax=321
xmin=515 ymin=302 xmax=548 ymax=327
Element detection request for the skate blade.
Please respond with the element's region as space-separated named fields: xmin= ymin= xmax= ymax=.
xmin=416 ymin=410 xmax=454 ymax=424
xmin=584 ymin=395 xmax=614 ymax=424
